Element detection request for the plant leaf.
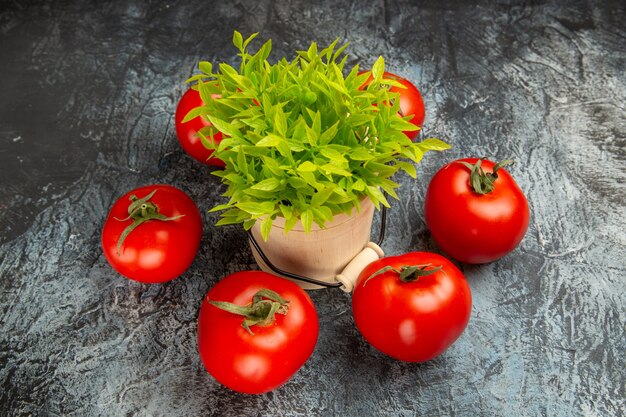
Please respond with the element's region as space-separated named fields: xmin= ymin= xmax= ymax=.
xmin=236 ymin=201 xmax=276 ymax=216
xmin=260 ymin=216 xmax=274 ymax=241
xmin=233 ymin=31 xmax=244 ymax=50
xmin=301 ymin=209 xmax=313 ymax=233
xmin=297 ymin=161 xmax=317 ymax=172
xmin=251 ymin=177 xmax=282 ymax=191
xmin=256 ymin=134 xmax=283 ymax=147
xmin=419 ymin=138 xmax=451 ymax=151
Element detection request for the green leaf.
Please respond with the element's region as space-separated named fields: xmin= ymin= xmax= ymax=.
xmin=320 ymin=37 xmax=339 ymax=61
xmin=307 ymin=42 xmax=318 ymax=61
xmin=396 ymin=161 xmax=417 ymax=178
xmin=349 ymin=148 xmax=374 ymax=161
xmin=216 ymin=216 xmax=246 ymax=226
xmin=366 ymin=186 xmax=390 ymax=209
xmin=185 ymin=74 xmax=210 ymax=83
xmin=256 ymin=134 xmax=283 ymax=147
xmin=319 ymin=147 xmax=347 ymax=163
xmin=388 ymin=115 xmax=420 ymax=131
xmin=305 ymin=124 xmax=319 ymax=146
xmin=199 ymin=61 xmax=213 ymax=75
xmin=233 ymin=31 xmax=244 ymax=50
xmin=243 ymin=32 xmax=259 ymax=49
xmin=419 ymin=138 xmax=451 ymax=151
xmin=236 ymin=201 xmax=276 ymax=216
xmin=313 ymin=206 xmax=333 ymax=222
xmin=260 ymin=216 xmax=274 ymax=241
xmin=364 ymin=161 xmax=397 ymax=178
xmin=251 ymin=177 xmax=282 ymax=191
xmin=301 ymin=209 xmax=313 ymax=233
xmin=237 ymin=147 xmax=249 ymax=177
xmin=287 ymin=177 xmax=308 ymax=188
xmin=311 ymin=186 xmax=335 ymax=207
xmin=347 ymin=113 xmax=374 ymax=127
xmin=320 ymin=163 xmax=352 ymax=177
xmin=351 ymin=179 xmax=366 ymax=191
xmin=297 ymin=161 xmax=317 ymax=172
xmin=181 ymin=107 xmax=205 ymax=123
xmin=273 ymin=107 xmax=288 ymax=137
xmin=276 ymin=140 xmax=293 ymax=160
xmin=312 ymin=111 xmax=322 ymax=137
xmin=279 ymin=204 xmax=293 ymax=219
xmin=283 ymin=215 xmax=299 ymax=235
xmin=206 ymin=114 xmax=242 ymax=138
xmin=209 ymin=203 xmax=233 ymax=213
xmin=319 ymin=120 xmax=340 ymax=145
xmin=371 ymin=56 xmax=385 ymax=82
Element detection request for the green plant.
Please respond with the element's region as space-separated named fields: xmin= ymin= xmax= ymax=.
xmin=185 ymin=31 xmax=449 ymax=240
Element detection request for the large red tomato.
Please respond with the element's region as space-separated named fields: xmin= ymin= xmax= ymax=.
xmin=197 ymin=271 xmax=319 ymax=394
xmin=360 ymin=71 xmax=426 ymax=140
xmin=174 ymin=88 xmax=224 ymax=166
xmin=352 ymin=252 xmax=471 ymax=362
xmin=101 ymin=184 xmax=202 ymax=283
xmin=424 ymin=158 xmax=530 ymax=264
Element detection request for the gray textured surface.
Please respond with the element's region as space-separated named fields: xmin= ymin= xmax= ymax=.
xmin=1 ymin=1 xmax=625 ymax=416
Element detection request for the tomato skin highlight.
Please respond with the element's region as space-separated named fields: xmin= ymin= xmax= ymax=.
xmin=175 ymin=88 xmax=224 ymax=166
xmin=197 ymin=271 xmax=319 ymax=394
xmin=101 ymin=184 xmax=202 ymax=283
xmin=424 ymin=158 xmax=530 ymax=264
xmin=352 ymin=252 xmax=471 ymax=362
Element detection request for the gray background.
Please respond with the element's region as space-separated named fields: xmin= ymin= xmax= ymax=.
xmin=1 ymin=0 xmax=624 ymax=416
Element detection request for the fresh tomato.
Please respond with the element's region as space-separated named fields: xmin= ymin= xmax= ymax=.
xmin=101 ymin=184 xmax=202 ymax=283
xmin=197 ymin=271 xmax=319 ymax=394
xmin=424 ymin=158 xmax=530 ymax=264
xmin=175 ymin=88 xmax=224 ymax=166
xmin=360 ymin=71 xmax=425 ymax=140
xmin=352 ymin=252 xmax=471 ymax=362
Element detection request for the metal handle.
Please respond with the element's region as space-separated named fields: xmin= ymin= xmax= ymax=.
xmin=247 ymin=203 xmax=388 ymax=289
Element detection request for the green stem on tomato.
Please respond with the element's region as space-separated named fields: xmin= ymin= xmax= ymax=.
xmin=365 ymin=264 xmax=442 ymax=286
xmin=209 ymin=289 xmax=290 ymax=335
xmin=457 ymin=158 xmax=514 ymax=195
xmin=114 ymin=189 xmax=185 ymax=255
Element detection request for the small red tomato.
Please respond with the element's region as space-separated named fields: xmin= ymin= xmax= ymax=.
xmin=360 ymin=71 xmax=426 ymax=140
xmin=198 ymin=271 xmax=319 ymax=394
xmin=424 ymin=158 xmax=530 ymax=264
xmin=352 ymin=252 xmax=472 ymax=362
xmin=174 ymin=88 xmax=224 ymax=166
xmin=101 ymin=184 xmax=202 ymax=283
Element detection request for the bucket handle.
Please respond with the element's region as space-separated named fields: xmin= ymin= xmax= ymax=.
xmin=247 ymin=204 xmax=387 ymax=292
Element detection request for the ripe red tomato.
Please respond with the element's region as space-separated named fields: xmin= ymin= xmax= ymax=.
xmin=197 ymin=271 xmax=319 ymax=394
xmin=101 ymin=184 xmax=202 ymax=283
xmin=174 ymin=88 xmax=224 ymax=166
xmin=360 ymin=71 xmax=425 ymax=140
xmin=424 ymin=158 xmax=530 ymax=264
xmin=352 ymin=252 xmax=471 ymax=362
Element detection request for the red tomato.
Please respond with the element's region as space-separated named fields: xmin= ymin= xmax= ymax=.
xmin=101 ymin=184 xmax=202 ymax=283
xmin=174 ymin=88 xmax=224 ymax=166
xmin=360 ymin=71 xmax=425 ymax=140
xmin=197 ymin=271 xmax=319 ymax=394
xmin=424 ymin=158 xmax=530 ymax=264
xmin=352 ymin=252 xmax=471 ymax=362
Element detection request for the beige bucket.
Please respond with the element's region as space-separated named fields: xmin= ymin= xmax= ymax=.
xmin=250 ymin=198 xmax=383 ymax=290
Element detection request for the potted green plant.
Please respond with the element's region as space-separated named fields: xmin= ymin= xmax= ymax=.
xmin=183 ymin=31 xmax=449 ymax=288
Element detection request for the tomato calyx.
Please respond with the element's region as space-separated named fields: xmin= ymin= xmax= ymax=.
xmin=209 ymin=289 xmax=290 ymax=335
xmin=458 ymin=158 xmax=515 ymax=195
xmin=365 ymin=264 xmax=442 ymax=285
xmin=114 ymin=189 xmax=185 ymax=255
